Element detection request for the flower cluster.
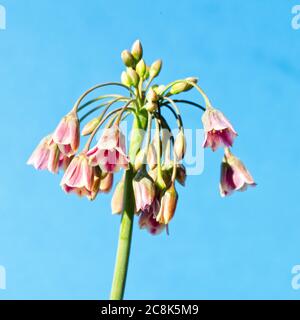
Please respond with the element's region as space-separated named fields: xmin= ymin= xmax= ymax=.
xmin=27 ymin=40 xmax=255 ymax=236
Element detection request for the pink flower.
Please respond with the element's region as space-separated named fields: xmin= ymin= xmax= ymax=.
xmin=202 ymin=108 xmax=237 ymax=151
xmin=139 ymin=210 xmax=165 ymax=235
xmin=27 ymin=135 xmax=61 ymax=174
xmin=60 ymin=153 xmax=94 ymax=198
xmin=133 ymin=171 xmax=157 ymax=214
xmin=87 ymin=125 xmax=129 ymax=172
xmin=52 ymin=111 xmax=80 ymax=156
xmin=220 ymin=148 xmax=256 ymax=197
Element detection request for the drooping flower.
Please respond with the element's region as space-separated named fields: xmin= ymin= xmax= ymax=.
xmin=156 ymin=184 xmax=178 ymax=224
xmin=52 ymin=110 xmax=80 ymax=156
xmin=87 ymin=125 xmax=129 ymax=173
xmin=202 ymin=108 xmax=237 ymax=151
xmin=220 ymin=148 xmax=256 ymax=197
xmin=27 ymin=135 xmax=61 ymax=174
xmin=60 ymin=153 xmax=94 ymax=198
xmin=139 ymin=210 xmax=165 ymax=235
xmin=133 ymin=170 xmax=157 ymax=214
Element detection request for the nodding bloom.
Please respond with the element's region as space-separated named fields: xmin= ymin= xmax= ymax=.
xmin=139 ymin=210 xmax=165 ymax=235
xmin=202 ymin=108 xmax=237 ymax=151
xmin=52 ymin=110 xmax=80 ymax=156
xmin=156 ymin=184 xmax=178 ymax=225
xmin=27 ymin=135 xmax=61 ymax=174
xmin=87 ymin=125 xmax=129 ymax=173
xmin=220 ymin=148 xmax=256 ymax=197
xmin=133 ymin=171 xmax=157 ymax=214
xmin=60 ymin=153 xmax=94 ymax=198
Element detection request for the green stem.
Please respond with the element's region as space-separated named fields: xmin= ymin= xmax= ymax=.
xmin=110 ymin=166 xmax=135 ymax=300
xmin=110 ymin=108 xmax=148 ymax=300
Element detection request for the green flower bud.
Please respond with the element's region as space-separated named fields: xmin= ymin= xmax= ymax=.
xmin=81 ymin=117 xmax=100 ymax=136
xmin=127 ymin=67 xmax=139 ymax=87
xmin=153 ymin=85 xmax=166 ymax=95
xmin=136 ymin=59 xmax=146 ymax=78
xmin=149 ymin=59 xmax=162 ymax=78
xmin=169 ymin=77 xmax=198 ymax=95
xmin=131 ymin=39 xmax=143 ymax=61
xmin=144 ymin=65 xmax=150 ymax=80
xmin=146 ymin=88 xmax=159 ymax=102
xmin=121 ymin=50 xmax=135 ymax=67
xmin=121 ymin=71 xmax=132 ymax=87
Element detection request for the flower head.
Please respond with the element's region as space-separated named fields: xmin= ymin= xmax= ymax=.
xmin=60 ymin=153 xmax=94 ymax=198
xmin=202 ymin=108 xmax=237 ymax=151
xmin=220 ymin=148 xmax=256 ymax=197
xmin=52 ymin=110 xmax=80 ymax=156
xmin=87 ymin=125 xmax=129 ymax=173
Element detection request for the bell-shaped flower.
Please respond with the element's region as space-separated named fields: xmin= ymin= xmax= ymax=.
xmin=87 ymin=125 xmax=129 ymax=173
xmin=156 ymin=184 xmax=178 ymax=224
xmin=220 ymin=148 xmax=256 ymax=197
xmin=27 ymin=135 xmax=61 ymax=174
xmin=133 ymin=170 xmax=157 ymax=214
xmin=60 ymin=153 xmax=94 ymax=198
xmin=202 ymin=108 xmax=237 ymax=151
xmin=52 ymin=110 xmax=80 ymax=156
xmin=139 ymin=210 xmax=165 ymax=235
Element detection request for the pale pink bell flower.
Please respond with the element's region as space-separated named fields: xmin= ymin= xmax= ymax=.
xmin=87 ymin=125 xmax=129 ymax=173
xmin=52 ymin=111 xmax=80 ymax=156
xmin=202 ymin=108 xmax=237 ymax=151
xmin=220 ymin=148 xmax=256 ymax=197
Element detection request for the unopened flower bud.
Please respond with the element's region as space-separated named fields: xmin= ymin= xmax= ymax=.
xmin=174 ymin=130 xmax=186 ymax=160
xmin=127 ymin=67 xmax=139 ymax=87
xmin=99 ymin=172 xmax=114 ymax=193
xmin=156 ymin=184 xmax=178 ymax=224
xmin=153 ymin=85 xmax=166 ymax=95
xmin=88 ymin=166 xmax=101 ymax=201
xmin=111 ymin=179 xmax=124 ymax=214
xmin=169 ymin=77 xmax=198 ymax=95
xmin=149 ymin=59 xmax=162 ymax=78
xmin=121 ymin=50 xmax=135 ymax=67
xmin=131 ymin=40 xmax=143 ymax=61
xmin=134 ymin=149 xmax=146 ymax=171
xmin=145 ymin=102 xmax=158 ymax=112
xmin=121 ymin=71 xmax=132 ymax=87
xmin=143 ymin=66 xmax=150 ymax=80
xmin=176 ymin=164 xmax=187 ymax=186
xmin=81 ymin=117 xmax=100 ymax=136
xmin=147 ymin=142 xmax=157 ymax=170
xmin=136 ymin=59 xmax=146 ymax=78
xmin=146 ymin=88 xmax=159 ymax=102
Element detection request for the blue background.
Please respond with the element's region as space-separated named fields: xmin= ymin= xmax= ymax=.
xmin=0 ymin=0 xmax=299 ymax=300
